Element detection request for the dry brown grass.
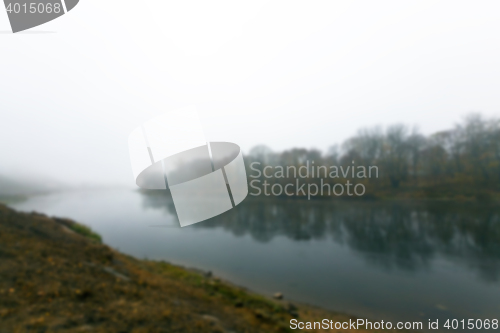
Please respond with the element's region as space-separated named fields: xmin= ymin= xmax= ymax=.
xmin=0 ymin=204 xmax=407 ymax=333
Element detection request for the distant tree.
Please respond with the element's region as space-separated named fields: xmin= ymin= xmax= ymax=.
xmin=245 ymin=113 xmax=500 ymax=198
xmin=406 ymin=129 xmax=426 ymax=182
xmin=249 ymin=145 xmax=274 ymax=164
xmin=382 ymin=125 xmax=410 ymax=188
xmin=460 ymin=114 xmax=491 ymax=183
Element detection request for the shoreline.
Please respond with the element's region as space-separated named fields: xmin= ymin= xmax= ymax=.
xmin=3 ymin=188 xmax=499 ymax=205
xmin=0 ymin=203 xmax=411 ymax=332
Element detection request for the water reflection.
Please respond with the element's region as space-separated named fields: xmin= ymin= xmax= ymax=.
xmin=141 ymin=191 xmax=500 ymax=282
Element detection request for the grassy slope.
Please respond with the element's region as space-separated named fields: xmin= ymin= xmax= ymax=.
xmin=0 ymin=204 xmax=406 ymax=333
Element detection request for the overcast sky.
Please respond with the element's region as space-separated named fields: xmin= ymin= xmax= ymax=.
xmin=1 ymin=0 xmax=499 ymax=187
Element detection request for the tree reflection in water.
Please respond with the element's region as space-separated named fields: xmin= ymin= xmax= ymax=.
xmin=140 ymin=190 xmax=500 ymax=282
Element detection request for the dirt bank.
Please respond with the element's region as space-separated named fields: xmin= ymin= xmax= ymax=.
xmin=0 ymin=204 xmax=406 ymax=333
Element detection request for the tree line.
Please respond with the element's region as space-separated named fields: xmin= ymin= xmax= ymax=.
xmin=244 ymin=113 xmax=500 ymax=200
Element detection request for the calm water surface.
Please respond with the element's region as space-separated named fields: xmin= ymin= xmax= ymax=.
xmin=7 ymin=189 xmax=500 ymax=332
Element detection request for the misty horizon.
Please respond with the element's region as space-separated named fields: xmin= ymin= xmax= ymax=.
xmin=1 ymin=112 xmax=497 ymax=194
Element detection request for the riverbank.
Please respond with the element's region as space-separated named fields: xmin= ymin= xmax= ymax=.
xmin=0 ymin=203 xmax=409 ymax=333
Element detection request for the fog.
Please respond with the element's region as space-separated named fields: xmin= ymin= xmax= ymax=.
xmin=1 ymin=0 xmax=499 ymax=187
